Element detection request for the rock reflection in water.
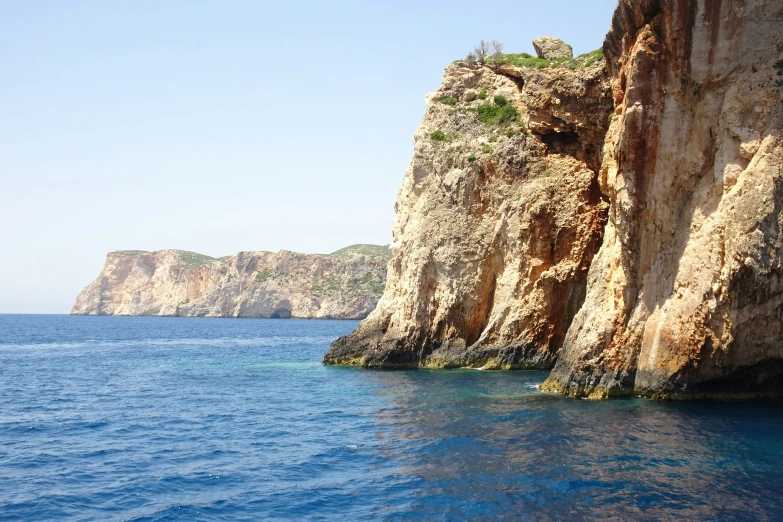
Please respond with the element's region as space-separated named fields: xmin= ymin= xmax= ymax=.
xmin=364 ymin=369 xmax=783 ymax=520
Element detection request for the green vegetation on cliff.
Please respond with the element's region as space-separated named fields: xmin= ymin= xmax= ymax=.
xmin=110 ymin=245 xmax=390 ymax=265
xmin=497 ymin=48 xmax=604 ymax=69
xmin=497 ymin=52 xmax=550 ymax=68
xmin=311 ymin=271 xmax=385 ymax=296
xmin=455 ymin=47 xmax=605 ymax=70
xmin=110 ymin=249 xmax=223 ymax=268
xmin=173 ymin=251 xmax=220 ymax=268
xmin=430 ymin=130 xmax=457 ymax=142
xmin=580 ymin=48 xmax=604 ymax=67
xmin=254 ymin=268 xmax=275 ymax=283
xmin=353 ymin=271 xmax=385 ymax=295
xmin=328 ymin=244 xmax=390 ymax=259
xmin=311 ymin=275 xmax=342 ymax=293
xmin=112 ymin=250 xmax=149 ymax=256
xmin=477 ymin=96 xmax=518 ymax=126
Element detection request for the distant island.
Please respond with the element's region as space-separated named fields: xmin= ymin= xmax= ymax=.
xmin=72 ymin=245 xmax=389 ymax=319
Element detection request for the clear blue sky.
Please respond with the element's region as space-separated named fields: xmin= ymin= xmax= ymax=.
xmin=0 ymin=0 xmax=618 ymax=313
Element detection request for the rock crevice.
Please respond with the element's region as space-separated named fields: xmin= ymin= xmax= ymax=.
xmin=542 ymin=0 xmax=783 ymax=398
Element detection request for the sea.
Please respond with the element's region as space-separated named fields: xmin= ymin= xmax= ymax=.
xmin=1 ymin=315 xmax=782 ymax=521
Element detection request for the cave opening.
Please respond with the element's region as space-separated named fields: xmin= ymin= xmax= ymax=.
xmin=538 ymin=129 xmax=602 ymax=173
xmin=540 ymin=130 xmax=580 ymax=151
xmin=270 ymin=308 xmax=292 ymax=319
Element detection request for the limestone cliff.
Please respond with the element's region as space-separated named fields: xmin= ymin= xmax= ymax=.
xmin=542 ymin=0 xmax=783 ymax=398
xmin=325 ymin=52 xmax=613 ymax=368
xmin=326 ymin=0 xmax=783 ymax=399
xmin=72 ymin=245 xmax=388 ymax=319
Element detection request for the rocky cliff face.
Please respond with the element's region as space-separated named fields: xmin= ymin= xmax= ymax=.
xmin=326 ymin=0 xmax=783 ymax=398
xmin=72 ymin=245 xmax=388 ymax=319
xmin=325 ymin=53 xmax=613 ymax=368
xmin=542 ymin=0 xmax=783 ymax=399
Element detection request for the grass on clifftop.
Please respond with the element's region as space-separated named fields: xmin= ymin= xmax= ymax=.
xmin=173 ymin=250 xmax=220 ymax=268
xmin=111 ymin=249 xmax=223 ymax=268
xmin=454 ymin=48 xmax=605 ymax=70
xmin=112 ymin=250 xmax=149 ymax=256
xmin=500 ymin=48 xmax=604 ymax=69
xmin=579 ymin=48 xmax=605 ymax=67
xmin=328 ymin=244 xmax=390 ymax=259
xmin=497 ymin=52 xmax=551 ymax=68
xmin=113 ymin=246 xmax=389 ymax=265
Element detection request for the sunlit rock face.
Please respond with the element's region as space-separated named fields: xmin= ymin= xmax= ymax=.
xmin=543 ymin=0 xmax=783 ymax=398
xmin=326 ymin=0 xmax=783 ymax=399
xmin=324 ymin=53 xmax=613 ymax=369
xmin=72 ymin=247 xmax=388 ymax=319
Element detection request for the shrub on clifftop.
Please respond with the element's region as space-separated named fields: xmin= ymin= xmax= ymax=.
xmin=581 ymin=48 xmax=604 ymax=67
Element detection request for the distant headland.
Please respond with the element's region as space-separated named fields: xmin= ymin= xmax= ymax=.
xmin=72 ymin=245 xmax=389 ymax=319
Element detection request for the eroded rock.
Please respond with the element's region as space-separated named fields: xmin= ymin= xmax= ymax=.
xmin=324 ymin=58 xmax=611 ymax=369
xmin=541 ymin=0 xmax=783 ymax=399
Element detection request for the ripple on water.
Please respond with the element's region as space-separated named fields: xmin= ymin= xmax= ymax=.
xmin=0 ymin=315 xmax=782 ymax=520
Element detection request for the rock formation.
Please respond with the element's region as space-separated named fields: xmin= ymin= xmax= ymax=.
xmin=325 ymin=53 xmax=613 ymax=368
xmin=72 ymin=245 xmax=388 ymax=319
xmin=532 ymin=36 xmax=574 ymax=60
xmin=542 ymin=0 xmax=783 ymax=399
xmin=326 ymin=0 xmax=783 ymax=399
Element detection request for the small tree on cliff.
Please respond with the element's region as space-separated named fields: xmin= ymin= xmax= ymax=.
xmin=490 ymin=40 xmax=504 ymax=68
xmin=470 ymin=40 xmax=504 ymax=67
xmin=474 ymin=40 xmax=489 ymax=64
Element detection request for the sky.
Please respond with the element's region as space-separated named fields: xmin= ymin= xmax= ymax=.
xmin=0 ymin=0 xmax=618 ymax=314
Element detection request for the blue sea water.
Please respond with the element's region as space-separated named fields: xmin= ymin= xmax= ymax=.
xmin=1 ymin=315 xmax=782 ymax=521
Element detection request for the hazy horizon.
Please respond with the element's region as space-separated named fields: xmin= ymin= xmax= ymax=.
xmin=1 ymin=0 xmax=617 ymax=313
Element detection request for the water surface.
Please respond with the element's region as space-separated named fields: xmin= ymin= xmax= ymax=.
xmin=1 ymin=315 xmax=781 ymax=520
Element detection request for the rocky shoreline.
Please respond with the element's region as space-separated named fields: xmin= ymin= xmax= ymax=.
xmin=325 ymin=0 xmax=783 ymax=400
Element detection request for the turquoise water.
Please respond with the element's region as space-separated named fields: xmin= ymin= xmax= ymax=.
xmin=1 ymin=315 xmax=782 ymax=520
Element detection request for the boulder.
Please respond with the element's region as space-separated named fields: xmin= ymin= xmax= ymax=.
xmin=532 ymin=37 xmax=573 ymax=60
